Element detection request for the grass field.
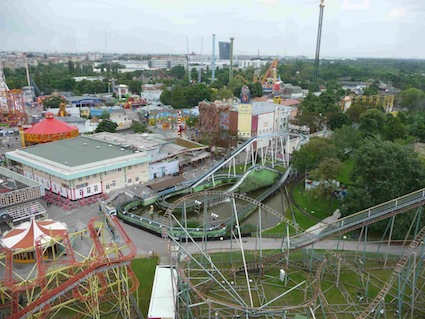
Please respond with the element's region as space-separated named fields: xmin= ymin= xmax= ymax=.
xmin=131 ymin=257 xmax=159 ymax=316
xmin=264 ymin=158 xmax=355 ymax=236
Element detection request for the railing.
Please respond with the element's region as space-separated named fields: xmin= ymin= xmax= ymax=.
xmin=287 ymin=188 xmax=425 ymax=250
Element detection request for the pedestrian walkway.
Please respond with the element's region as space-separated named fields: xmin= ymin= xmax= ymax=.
xmin=304 ymin=209 xmax=341 ymax=235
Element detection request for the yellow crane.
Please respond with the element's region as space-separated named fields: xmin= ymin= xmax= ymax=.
xmin=260 ymin=59 xmax=279 ymax=85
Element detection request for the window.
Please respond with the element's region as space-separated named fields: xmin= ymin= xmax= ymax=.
xmin=86 ymin=176 xmax=90 ymax=180
xmin=135 ymin=176 xmax=139 ymax=182
xmin=78 ymin=177 xmax=83 ymax=182
xmin=87 ymin=187 xmax=91 ymax=194
xmin=105 ymin=184 xmax=110 ymax=190
xmin=128 ymin=178 xmax=132 ymax=184
xmin=92 ymin=174 xmax=97 ymax=178
xmin=79 ymin=189 xmax=83 ymax=197
xmin=112 ymin=180 xmax=116 ymax=187
xmin=117 ymin=168 xmax=122 ymax=172
xmin=53 ymin=185 xmax=57 ymax=191
xmin=94 ymin=185 xmax=98 ymax=192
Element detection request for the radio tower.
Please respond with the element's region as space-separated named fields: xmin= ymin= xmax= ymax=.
xmin=314 ymin=0 xmax=325 ymax=83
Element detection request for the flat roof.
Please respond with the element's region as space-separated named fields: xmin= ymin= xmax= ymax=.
xmin=6 ymin=136 xmax=150 ymax=180
xmin=234 ymin=102 xmax=297 ymax=116
xmin=20 ymin=136 xmax=136 ymax=167
xmin=148 ymin=266 xmax=176 ymax=319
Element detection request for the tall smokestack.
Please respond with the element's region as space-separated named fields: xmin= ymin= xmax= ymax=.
xmin=314 ymin=0 xmax=325 ymax=83
xmin=229 ymin=37 xmax=234 ymax=82
xmin=212 ymin=34 xmax=216 ymax=82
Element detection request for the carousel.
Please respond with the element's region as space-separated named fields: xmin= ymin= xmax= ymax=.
xmin=23 ymin=112 xmax=79 ymax=145
xmin=0 ymin=217 xmax=68 ymax=263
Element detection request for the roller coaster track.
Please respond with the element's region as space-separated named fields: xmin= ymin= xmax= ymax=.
xmin=286 ymin=188 xmax=425 ymax=250
xmin=163 ymin=189 xmax=425 ymax=317
xmin=190 ymin=132 xmax=308 ymax=189
xmin=4 ymin=216 xmax=138 ymax=319
xmin=356 ymin=225 xmax=425 ymax=319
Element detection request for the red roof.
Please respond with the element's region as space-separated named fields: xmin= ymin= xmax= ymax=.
xmin=280 ymin=99 xmax=301 ymax=106
xmin=25 ymin=112 xmax=78 ymax=135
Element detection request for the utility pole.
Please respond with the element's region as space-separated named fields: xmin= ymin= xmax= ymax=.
xmin=314 ymin=0 xmax=325 ymax=83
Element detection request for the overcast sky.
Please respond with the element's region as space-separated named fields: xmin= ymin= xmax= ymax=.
xmin=1 ymin=0 xmax=424 ymax=59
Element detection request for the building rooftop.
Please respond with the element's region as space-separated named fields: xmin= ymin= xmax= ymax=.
xmin=20 ymin=136 xmax=136 ymax=167
xmin=234 ymin=102 xmax=297 ymax=116
xmin=7 ymin=136 xmax=150 ymax=180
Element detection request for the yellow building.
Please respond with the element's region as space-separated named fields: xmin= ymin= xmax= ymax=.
xmin=350 ymin=95 xmax=395 ymax=111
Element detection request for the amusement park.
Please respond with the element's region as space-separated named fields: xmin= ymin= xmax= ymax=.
xmin=0 ymin=18 xmax=424 ymax=319
xmin=0 ymin=61 xmax=424 ymax=318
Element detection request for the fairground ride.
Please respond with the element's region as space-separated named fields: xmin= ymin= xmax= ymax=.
xmin=0 ymin=63 xmax=28 ymax=127
xmin=162 ymin=190 xmax=425 ymax=319
xmin=0 ymin=214 xmax=142 ymax=319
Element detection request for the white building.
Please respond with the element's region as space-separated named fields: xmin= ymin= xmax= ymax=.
xmin=6 ymin=136 xmax=150 ymax=200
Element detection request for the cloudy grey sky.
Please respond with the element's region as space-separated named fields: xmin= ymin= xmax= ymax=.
xmin=1 ymin=0 xmax=424 ymax=59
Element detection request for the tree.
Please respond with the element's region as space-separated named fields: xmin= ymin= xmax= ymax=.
xmin=358 ymin=108 xmax=386 ymax=138
xmin=327 ymin=112 xmax=351 ymax=130
xmin=130 ymin=120 xmax=148 ymax=133
xmin=342 ymin=138 xmax=425 ymax=237
xmin=160 ymin=87 xmax=172 ymax=105
xmin=210 ymin=80 xmax=224 ymax=90
xmin=169 ymin=65 xmax=185 ymax=80
xmin=309 ymin=157 xmax=342 ymax=213
xmin=346 ymin=103 xmax=369 ymax=123
xmin=408 ymin=112 xmax=425 ymax=141
xmin=291 ymin=137 xmax=337 ymax=174
xmin=99 ymin=110 xmax=111 ymax=119
xmin=43 ymin=96 xmax=66 ymax=108
xmin=211 ymin=87 xmax=233 ymax=101
xmin=399 ymin=88 xmax=425 ymax=111
xmin=382 ymin=113 xmax=407 ymax=142
xmin=68 ymin=60 xmax=75 ymax=75
xmin=332 ymin=124 xmax=363 ymax=159
xmin=95 ymin=119 xmax=118 ymax=133
xmin=290 ymin=112 xmax=327 ymax=134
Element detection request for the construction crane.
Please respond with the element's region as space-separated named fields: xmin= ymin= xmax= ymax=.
xmin=260 ymin=59 xmax=279 ymax=85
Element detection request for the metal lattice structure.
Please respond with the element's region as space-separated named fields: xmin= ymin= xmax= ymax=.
xmin=0 ymin=215 xmax=142 ymax=319
xmin=163 ymin=191 xmax=425 ymax=319
xmin=0 ymin=63 xmax=28 ymax=126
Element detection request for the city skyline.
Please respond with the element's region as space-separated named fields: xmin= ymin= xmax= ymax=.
xmin=1 ymin=0 xmax=424 ymax=59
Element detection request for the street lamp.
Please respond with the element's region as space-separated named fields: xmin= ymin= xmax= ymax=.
xmin=342 ymin=235 xmax=347 ymax=251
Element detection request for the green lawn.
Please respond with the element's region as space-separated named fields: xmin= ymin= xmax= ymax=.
xmin=292 ymin=182 xmax=339 ymax=219
xmin=337 ymin=158 xmax=354 ymax=185
xmin=264 ymin=158 xmax=355 ymax=236
xmin=131 ymin=257 xmax=159 ymax=316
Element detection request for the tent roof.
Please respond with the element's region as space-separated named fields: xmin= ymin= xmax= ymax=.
xmin=25 ymin=112 xmax=78 ymax=135
xmin=1 ymin=218 xmax=68 ymax=250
